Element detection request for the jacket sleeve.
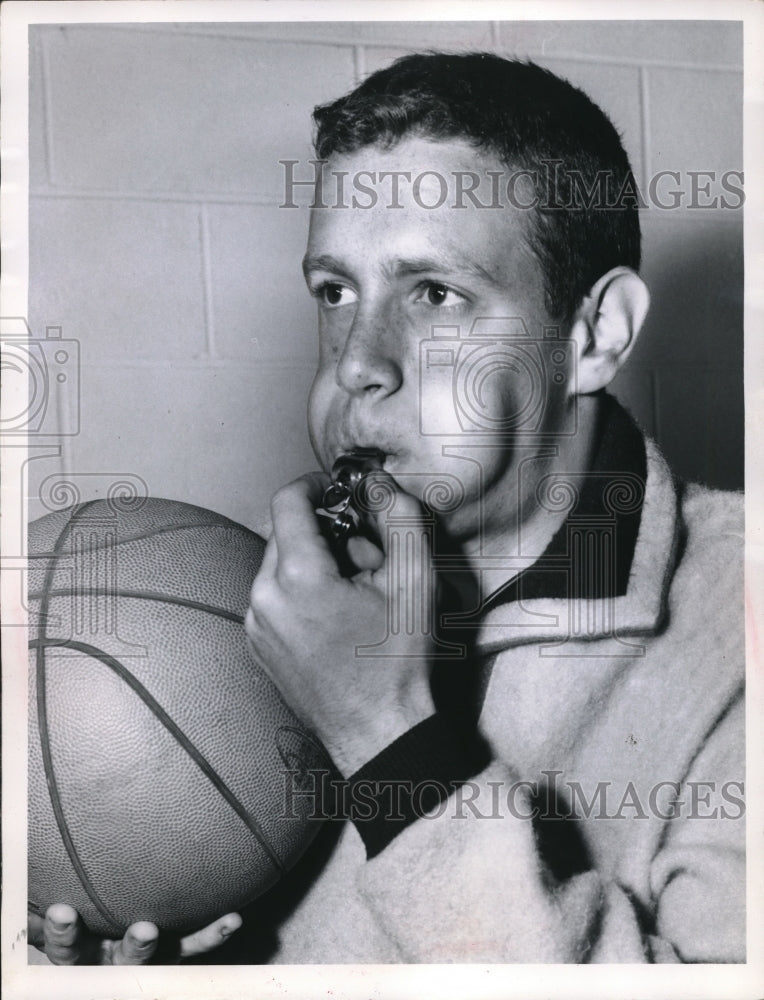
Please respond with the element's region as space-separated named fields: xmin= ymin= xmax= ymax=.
xmin=648 ymin=695 xmax=745 ymax=962
xmin=351 ymin=698 xmax=745 ymax=963
xmin=352 ymin=757 xmax=649 ymax=963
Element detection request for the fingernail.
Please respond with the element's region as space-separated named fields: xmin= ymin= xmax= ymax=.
xmin=221 ymin=918 xmax=242 ymax=938
xmin=130 ymin=924 xmax=158 ymax=947
xmin=50 ymin=918 xmax=74 ymax=932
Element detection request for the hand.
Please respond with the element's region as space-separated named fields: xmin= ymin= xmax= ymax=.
xmin=28 ymin=903 xmax=242 ymax=965
xmin=245 ymin=472 xmax=438 ymax=775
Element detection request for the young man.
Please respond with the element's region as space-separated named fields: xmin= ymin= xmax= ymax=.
xmin=33 ymin=52 xmax=744 ymax=965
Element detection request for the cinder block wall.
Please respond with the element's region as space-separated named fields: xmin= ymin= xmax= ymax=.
xmin=28 ymin=20 xmax=744 ymax=526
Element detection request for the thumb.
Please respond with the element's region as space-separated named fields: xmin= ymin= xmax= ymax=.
xmin=355 ymin=470 xmax=430 ymax=554
xmin=360 ymin=474 xmax=437 ymax=635
xmin=110 ymin=922 xmax=159 ymax=965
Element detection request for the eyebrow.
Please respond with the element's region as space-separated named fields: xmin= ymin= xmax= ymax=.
xmin=302 ymin=252 xmax=498 ymax=285
xmin=302 ymin=253 xmax=347 ymax=279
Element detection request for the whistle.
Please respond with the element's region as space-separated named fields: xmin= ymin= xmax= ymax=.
xmin=322 ymin=449 xmax=385 ymax=540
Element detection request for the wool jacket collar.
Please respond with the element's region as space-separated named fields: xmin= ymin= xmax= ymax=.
xmin=470 ymin=398 xmax=679 ymax=655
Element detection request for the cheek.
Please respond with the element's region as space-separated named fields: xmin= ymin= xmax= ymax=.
xmin=318 ymin=311 xmax=351 ymax=363
xmin=417 ymin=353 xmax=536 ymax=439
xmin=416 ymin=366 xmax=459 ymax=434
xmin=319 ymin=335 xmax=342 ymax=365
xmin=307 ymin=374 xmax=335 ymax=458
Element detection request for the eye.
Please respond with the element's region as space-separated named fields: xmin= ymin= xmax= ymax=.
xmin=313 ymin=282 xmax=358 ymax=307
xmin=414 ymin=282 xmax=467 ymax=308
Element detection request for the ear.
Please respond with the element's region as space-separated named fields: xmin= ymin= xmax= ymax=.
xmin=569 ymin=267 xmax=650 ymax=395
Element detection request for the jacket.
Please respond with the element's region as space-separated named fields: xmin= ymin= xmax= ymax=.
xmin=221 ymin=400 xmax=746 ymax=964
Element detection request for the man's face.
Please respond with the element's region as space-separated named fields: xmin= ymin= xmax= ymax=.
xmin=305 ymin=137 xmax=578 ymax=550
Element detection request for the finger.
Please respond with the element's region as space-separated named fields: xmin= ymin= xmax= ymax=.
xmin=43 ymin=903 xmax=81 ymax=965
xmin=27 ymin=910 xmax=45 ymax=949
xmin=359 ymin=471 xmax=429 ymax=555
xmin=110 ymin=921 xmax=159 ymax=965
xmin=346 ymin=534 xmax=384 ymax=572
xmin=247 ymin=533 xmax=280 ymax=640
xmin=363 ymin=477 xmax=435 ymax=631
xmin=270 ymin=474 xmax=337 ymax=580
xmin=179 ymin=912 xmax=243 ymax=959
xmin=355 ymin=470 xmax=404 ymax=529
xmin=258 ymin=530 xmax=279 ymax=582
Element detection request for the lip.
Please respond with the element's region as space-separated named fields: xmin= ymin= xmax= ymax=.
xmin=334 ymin=442 xmax=398 ymax=467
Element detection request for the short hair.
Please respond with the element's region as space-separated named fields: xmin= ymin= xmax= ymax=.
xmin=313 ymin=52 xmax=641 ymax=321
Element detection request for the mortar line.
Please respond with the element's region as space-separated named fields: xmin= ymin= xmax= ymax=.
xmin=91 ymin=23 xmax=743 ymax=71
xmin=639 ymin=65 xmax=652 ymax=192
xmin=353 ymin=44 xmax=367 ymax=84
xmin=38 ymin=30 xmax=56 ymax=187
xmin=30 ymin=189 xmax=298 ymax=207
xmin=199 ymin=203 xmax=216 ymax=359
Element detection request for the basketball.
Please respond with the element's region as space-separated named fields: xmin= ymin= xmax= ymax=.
xmin=28 ymin=497 xmax=329 ymax=938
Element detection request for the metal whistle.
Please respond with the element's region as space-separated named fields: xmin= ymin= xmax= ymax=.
xmin=322 ymin=449 xmax=385 ymax=540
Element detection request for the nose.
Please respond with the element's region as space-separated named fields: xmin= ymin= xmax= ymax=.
xmin=335 ymin=302 xmax=403 ymax=398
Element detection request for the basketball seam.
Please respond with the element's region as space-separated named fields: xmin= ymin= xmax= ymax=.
xmin=28 ymin=588 xmax=246 ymax=625
xmin=31 ymin=636 xmax=287 ymax=876
xmin=32 ymin=520 xmax=257 ymax=555
xmin=35 ymin=500 xmax=124 ymax=931
xmin=32 ymin=500 xmax=279 ymax=934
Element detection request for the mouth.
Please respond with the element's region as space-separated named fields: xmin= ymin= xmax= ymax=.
xmin=329 ymin=448 xmax=388 ymax=490
xmin=334 ymin=442 xmax=397 ymax=472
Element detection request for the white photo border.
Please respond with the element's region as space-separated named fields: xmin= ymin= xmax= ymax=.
xmin=2 ymin=2 xmax=762 ymax=998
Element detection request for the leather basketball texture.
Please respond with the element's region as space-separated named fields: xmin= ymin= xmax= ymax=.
xmin=28 ymin=497 xmax=327 ymax=937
